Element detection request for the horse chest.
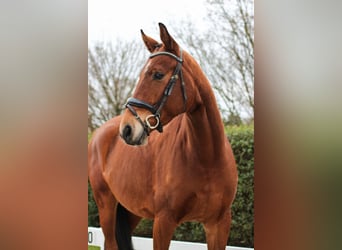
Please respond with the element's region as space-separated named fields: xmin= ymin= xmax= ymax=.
xmin=103 ymin=151 xmax=155 ymax=218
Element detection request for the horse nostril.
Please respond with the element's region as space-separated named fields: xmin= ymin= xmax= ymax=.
xmin=122 ymin=124 xmax=132 ymax=141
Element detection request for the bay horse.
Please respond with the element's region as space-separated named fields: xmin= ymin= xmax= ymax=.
xmin=88 ymin=23 xmax=238 ymax=250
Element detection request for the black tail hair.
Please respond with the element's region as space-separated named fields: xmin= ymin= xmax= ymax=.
xmin=116 ymin=203 xmax=134 ymax=250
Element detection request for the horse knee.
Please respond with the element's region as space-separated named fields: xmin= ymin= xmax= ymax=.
xmin=204 ymin=213 xmax=232 ymax=250
xmin=153 ymin=215 xmax=177 ymax=250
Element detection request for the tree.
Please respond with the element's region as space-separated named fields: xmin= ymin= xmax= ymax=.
xmin=171 ymin=0 xmax=254 ymax=121
xmin=207 ymin=0 xmax=254 ymax=118
xmin=88 ymin=39 xmax=147 ymax=132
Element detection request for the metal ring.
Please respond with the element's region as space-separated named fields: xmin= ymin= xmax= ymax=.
xmin=145 ymin=114 xmax=160 ymax=130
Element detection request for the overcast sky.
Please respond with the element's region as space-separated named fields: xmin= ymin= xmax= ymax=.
xmin=88 ymin=0 xmax=208 ymax=44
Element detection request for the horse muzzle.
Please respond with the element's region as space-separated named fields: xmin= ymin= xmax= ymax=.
xmin=120 ymin=122 xmax=148 ymax=146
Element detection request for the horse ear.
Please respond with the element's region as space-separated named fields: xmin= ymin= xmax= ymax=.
xmin=158 ymin=23 xmax=179 ymax=53
xmin=141 ymin=30 xmax=160 ymax=53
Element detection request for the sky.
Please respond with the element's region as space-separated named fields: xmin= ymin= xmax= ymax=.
xmin=88 ymin=0 xmax=208 ymax=44
xmin=88 ymin=0 xmax=253 ymax=120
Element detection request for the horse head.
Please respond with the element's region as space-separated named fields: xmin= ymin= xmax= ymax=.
xmin=120 ymin=23 xmax=197 ymax=146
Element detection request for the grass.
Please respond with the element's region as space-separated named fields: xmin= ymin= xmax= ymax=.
xmin=88 ymin=245 xmax=100 ymax=250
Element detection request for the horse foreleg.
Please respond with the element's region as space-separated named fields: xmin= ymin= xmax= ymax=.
xmin=204 ymin=210 xmax=232 ymax=250
xmin=153 ymin=214 xmax=177 ymax=250
xmin=91 ymin=182 xmax=118 ymax=250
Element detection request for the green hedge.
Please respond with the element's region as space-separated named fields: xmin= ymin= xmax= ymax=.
xmin=88 ymin=125 xmax=254 ymax=247
xmin=226 ymin=125 xmax=254 ymax=247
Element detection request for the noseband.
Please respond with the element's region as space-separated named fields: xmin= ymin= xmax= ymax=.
xmin=125 ymin=49 xmax=187 ymax=135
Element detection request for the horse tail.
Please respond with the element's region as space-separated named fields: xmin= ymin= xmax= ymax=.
xmin=116 ymin=203 xmax=134 ymax=250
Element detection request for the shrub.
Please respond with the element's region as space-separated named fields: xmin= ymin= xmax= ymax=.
xmin=88 ymin=125 xmax=254 ymax=248
xmin=173 ymin=221 xmax=205 ymax=242
xmin=132 ymin=218 xmax=153 ymax=238
xmin=226 ymin=125 xmax=254 ymax=247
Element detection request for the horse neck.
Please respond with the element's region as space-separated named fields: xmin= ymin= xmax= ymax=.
xmin=186 ymin=62 xmax=227 ymax=162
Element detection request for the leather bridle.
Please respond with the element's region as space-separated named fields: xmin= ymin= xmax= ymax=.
xmin=125 ymin=48 xmax=187 ymax=135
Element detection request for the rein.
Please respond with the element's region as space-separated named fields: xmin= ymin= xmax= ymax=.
xmin=125 ymin=49 xmax=187 ymax=135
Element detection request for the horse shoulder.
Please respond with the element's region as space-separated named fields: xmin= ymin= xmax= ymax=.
xmin=88 ymin=116 xmax=122 ymax=176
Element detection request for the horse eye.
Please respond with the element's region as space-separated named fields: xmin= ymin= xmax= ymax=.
xmin=153 ymin=72 xmax=164 ymax=80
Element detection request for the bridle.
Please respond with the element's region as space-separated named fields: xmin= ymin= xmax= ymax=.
xmin=125 ymin=48 xmax=187 ymax=135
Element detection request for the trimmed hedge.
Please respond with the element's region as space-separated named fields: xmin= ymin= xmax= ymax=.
xmin=88 ymin=125 xmax=254 ymax=247
xmin=226 ymin=125 xmax=254 ymax=247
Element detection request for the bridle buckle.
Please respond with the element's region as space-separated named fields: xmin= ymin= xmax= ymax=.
xmin=145 ymin=114 xmax=160 ymax=130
